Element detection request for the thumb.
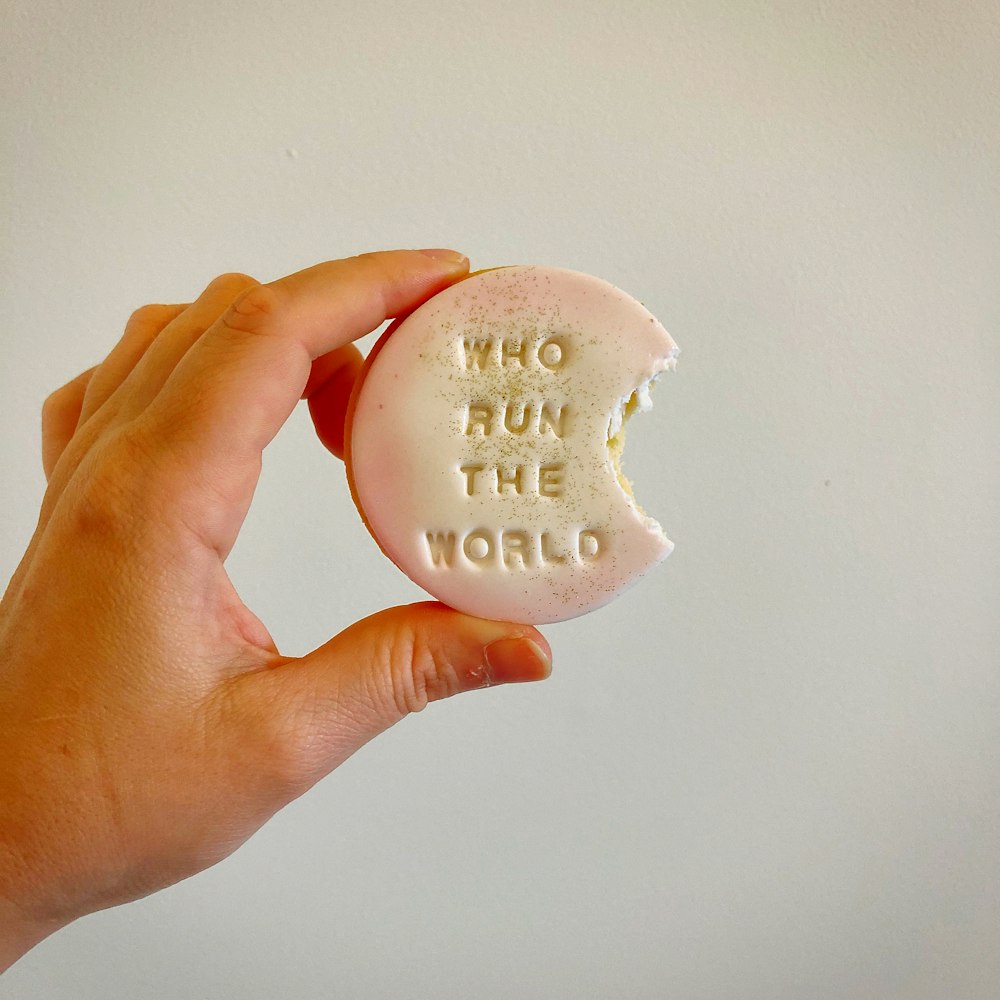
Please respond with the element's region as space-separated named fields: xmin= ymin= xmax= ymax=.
xmin=233 ymin=602 xmax=551 ymax=798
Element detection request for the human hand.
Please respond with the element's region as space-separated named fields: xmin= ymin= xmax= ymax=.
xmin=0 ymin=250 xmax=552 ymax=970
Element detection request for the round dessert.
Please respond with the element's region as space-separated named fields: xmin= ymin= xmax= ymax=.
xmin=344 ymin=265 xmax=678 ymax=625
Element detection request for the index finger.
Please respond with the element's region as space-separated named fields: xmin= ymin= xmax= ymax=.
xmin=138 ymin=248 xmax=469 ymax=554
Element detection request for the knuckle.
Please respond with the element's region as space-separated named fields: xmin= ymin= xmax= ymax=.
xmin=41 ymin=371 xmax=89 ymax=428
xmin=252 ymin=708 xmax=310 ymax=795
xmin=219 ymin=283 xmax=282 ymax=336
xmin=218 ymin=676 xmax=317 ymax=797
xmin=204 ymin=271 xmax=259 ymax=299
xmin=69 ymin=425 xmax=163 ymax=535
xmin=385 ymin=627 xmax=461 ymax=717
xmin=41 ymin=386 xmax=68 ymax=422
xmin=350 ymin=250 xmax=390 ymax=280
xmin=385 ymin=629 xmax=424 ymax=715
xmin=127 ymin=303 xmax=172 ymax=329
xmin=40 ymin=398 xmax=59 ymax=442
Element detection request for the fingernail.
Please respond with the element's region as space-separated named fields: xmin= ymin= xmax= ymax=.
xmin=483 ymin=636 xmax=552 ymax=684
xmin=418 ymin=248 xmax=469 ymax=268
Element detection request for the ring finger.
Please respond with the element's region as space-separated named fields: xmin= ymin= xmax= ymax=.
xmin=76 ymin=302 xmax=189 ymax=427
xmin=110 ymin=272 xmax=260 ymax=426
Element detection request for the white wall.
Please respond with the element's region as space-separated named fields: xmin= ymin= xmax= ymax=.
xmin=2 ymin=1 xmax=998 ymax=997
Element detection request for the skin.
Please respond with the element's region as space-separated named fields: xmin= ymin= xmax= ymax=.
xmin=0 ymin=249 xmax=552 ymax=972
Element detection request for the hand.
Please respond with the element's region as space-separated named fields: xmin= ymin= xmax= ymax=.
xmin=0 ymin=250 xmax=552 ymax=970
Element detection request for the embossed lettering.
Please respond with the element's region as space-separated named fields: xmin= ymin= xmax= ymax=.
xmin=537 ymin=403 xmax=567 ymax=438
xmin=540 ymin=531 xmax=566 ymax=564
xmin=495 ymin=466 xmax=523 ymax=495
xmin=459 ymin=464 xmax=484 ymax=495
xmin=538 ymin=464 xmax=565 ymax=498
xmin=463 ymin=530 xmax=493 ymax=563
xmin=463 ymin=338 xmax=493 ymax=370
xmin=502 ymin=339 xmax=527 ymax=366
xmin=423 ymin=529 xmax=606 ymax=568
xmin=457 ymin=335 xmax=569 ymax=370
xmin=578 ymin=530 xmax=601 ymax=560
xmin=425 ymin=531 xmax=457 ymax=567
xmin=465 ymin=403 xmax=493 ymax=436
xmin=503 ymin=402 xmax=532 ymax=434
xmin=502 ymin=530 xmax=531 ymax=569
xmin=459 ymin=462 xmax=569 ymax=496
xmin=537 ymin=337 xmax=566 ymax=370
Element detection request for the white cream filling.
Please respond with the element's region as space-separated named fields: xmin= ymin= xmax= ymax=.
xmin=606 ymin=349 xmax=678 ymax=536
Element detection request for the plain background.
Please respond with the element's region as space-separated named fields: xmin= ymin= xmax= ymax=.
xmin=2 ymin=1 xmax=998 ymax=997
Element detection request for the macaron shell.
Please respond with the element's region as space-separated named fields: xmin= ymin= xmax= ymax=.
xmin=346 ymin=265 xmax=677 ymax=624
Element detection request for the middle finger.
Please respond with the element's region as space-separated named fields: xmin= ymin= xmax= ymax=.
xmin=110 ymin=271 xmax=260 ymax=426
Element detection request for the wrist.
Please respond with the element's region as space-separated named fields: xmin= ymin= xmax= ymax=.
xmin=0 ymin=862 xmax=67 ymax=973
xmin=0 ymin=895 xmax=58 ymax=973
